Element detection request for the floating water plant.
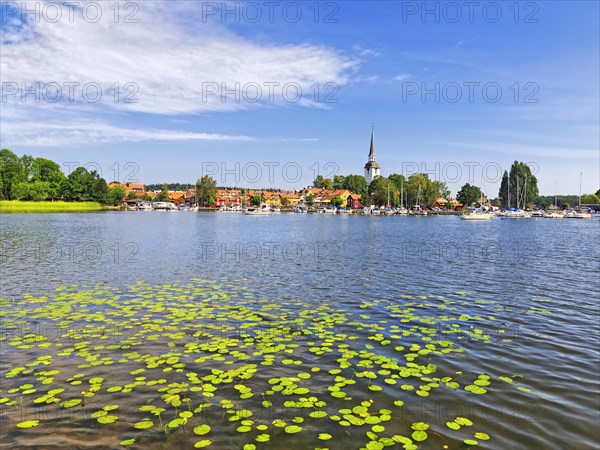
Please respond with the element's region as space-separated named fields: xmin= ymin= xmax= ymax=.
xmin=0 ymin=281 xmax=535 ymax=448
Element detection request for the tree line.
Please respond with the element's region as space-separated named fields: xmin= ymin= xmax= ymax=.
xmin=3 ymin=149 xmax=597 ymax=208
xmin=0 ymin=149 xmax=125 ymax=205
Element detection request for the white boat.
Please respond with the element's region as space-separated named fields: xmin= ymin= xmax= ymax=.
xmin=293 ymin=206 xmax=307 ymax=213
xmin=270 ymin=206 xmax=281 ymax=213
xmin=503 ymin=209 xmax=528 ymax=218
xmin=396 ymin=207 xmax=408 ymax=215
xmin=461 ymin=210 xmax=493 ymax=220
xmin=323 ymin=207 xmax=336 ymax=214
xmin=412 ymin=185 xmax=427 ymax=215
xmin=565 ymin=210 xmax=592 ymax=219
xmin=139 ymin=202 xmax=153 ymax=211
xmin=245 ymin=204 xmax=270 ymax=215
xmin=152 ymin=201 xmax=169 ymax=210
xmin=543 ymin=211 xmax=563 ymax=219
xmin=337 ymin=208 xmax=352 ymax=214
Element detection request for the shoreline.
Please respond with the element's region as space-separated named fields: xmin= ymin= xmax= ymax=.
xmin=0 ymin=201 xmax=104 ymax=213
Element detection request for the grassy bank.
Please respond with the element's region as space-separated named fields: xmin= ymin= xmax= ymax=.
xmin=0 ymin=201 xmax=103 ymax=213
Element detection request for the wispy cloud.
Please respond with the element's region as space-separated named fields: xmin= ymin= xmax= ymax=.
xmin=0 ymin=121 xmax=254 ymax=147
xmin=1 ymin=1 xmax=358 ymax=145
xmin=393 ymin=73 xmax=411 ymax=82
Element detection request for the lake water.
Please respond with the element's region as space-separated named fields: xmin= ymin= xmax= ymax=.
xmin=1 ymin=212 xmax=599 ymax=450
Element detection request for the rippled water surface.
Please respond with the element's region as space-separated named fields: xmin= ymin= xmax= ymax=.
xmin=1 ymin=212 xmax=599 ymax=450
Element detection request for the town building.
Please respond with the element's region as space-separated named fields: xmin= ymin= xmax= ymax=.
xmin=364 ymin=127 xmax=381 ymax=185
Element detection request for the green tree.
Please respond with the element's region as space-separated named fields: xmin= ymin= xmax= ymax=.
xmin=313 ymin=175 xmax=333 ymax=190
xmin=281 ymin=197 xmax=290 ymax=207
xmin=581 ymin=194 xmax=600 ymax=204
xmin=433 ymin=180 xmax=450 ymax=199
xmin=30 ymin=157 xmax=65 ymax=200
xmin=107 ymin=184 xmax=127 ymax=205
xmin=59 ymin=167 xmax=108 ymax=203
xmin=369 ymin=177 xmax=399 ymax=206
xmin=195 ymin=176 xmax=217 ymax=206
xmin=388 ymin=173 xmax=406 ymax=192
xmin=405 ymin=173 xmax=438 ymax=207
xmin=499 ymin=162 xmax=539 ymax=208
xmin=596 ymin=188 xmax=600 ymax=197
xmin=499 ymin=170 xmax=509 ymax=208
xmin=330 ymin=195 xmax=344 ymax=207
xmin=20 ymin=154 xmax=34 ymax=178
xmin=333 ymin=175 xmax=346 ymax=190
xmin=157 ymin=184 xmax=171 ymax=202
xmin=457 ymin=183 xmax=483 ymax=207
xmin=250 ymin=195 xmax=262 ymax=206
xmin=0 ymin=149 xmax=28 ymax=199
xmin=13 ymin=181 xmax=50 ymax=201
xmin=305 ymin=192 xmax=315 ymax=207
xmin=562 ymin=202 xmax=570 ymax=209
xmin=343 ymin=174 xmax=368 ymax=198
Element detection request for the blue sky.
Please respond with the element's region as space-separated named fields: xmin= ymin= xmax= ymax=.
xmin=1 ymin=1 xmax=598 ymax=195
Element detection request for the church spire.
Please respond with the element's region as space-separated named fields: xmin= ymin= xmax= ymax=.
xmin=364 ymin=125 xmax=381 ymax=185
xmin=369 ymin=125 xmax=376 ymax=158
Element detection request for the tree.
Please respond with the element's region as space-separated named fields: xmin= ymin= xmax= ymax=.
xmin=433 ymin=180 xmax=450 ymax=199
xmin=281 ymin=197 xmax=290 ymax=207
xmin=59 ymin=167 xmax=108 ymax=203
xmin=369 ymin=177 xmax=399 ymax=206
xmin=388 ymin=173 xmax=406 ymax=192
xmin=333 ymin=175 xmax=346 ymax=190
xmin=305 ymin=192 xmax=315 ymax=207
xmin=0 ymin=149 xmax=28 ymax=199
xmin=156 ymin=184 xmax=171 ymax=202
xmin=339 ymin=174 xmax=369 ymax=206
xmin=250 ymin=195 xmax=262 ymax=206
xmin=13 ymin=181 xmax=50 ymax=201
xmin=107 ymin=184 xmax=127 ymax=205
xmin=596 ymin=188 xmax=600 ymax=197
xmin=20 ymin=154 xmax=34 ymax=178
xmin=499 ymin=170 xmax=509 ymax=208
xmin=581 ymin=194 xmax=600 ymax=204
xmin=499 ymin=162 xmax=539 ymax=208
xmin=195 ymin=176 xmax=217 ymax=206
xmin=330 ymin=195 xmax=344 ymax=207
xmin=457 ymin=183 xmax=483 ymax=207
xmin=30 ymin=157 xmax=65 ymax=200
xmin=562 ymin=202 xmax=570 ymax=209
xmin=313 ymin=175 xmax=333 ymax=190
xmin=405 ymin=173 xmax=438 ymax=207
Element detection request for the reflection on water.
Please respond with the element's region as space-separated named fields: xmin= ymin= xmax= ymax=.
xmin=1 ymin=213 xmax=599 ymax=449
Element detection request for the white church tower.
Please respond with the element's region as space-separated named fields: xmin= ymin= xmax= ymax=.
xmin=364 ymin=126 xmax=381 ymax=185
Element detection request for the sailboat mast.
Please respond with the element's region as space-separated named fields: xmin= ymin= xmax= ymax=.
xmin=401 ymin=180 xmax=404 ymax=209
xmin=555 ymin=179 xmax=557 ymax=208
xmin=579 ymin=172 xmax=582 ymax=208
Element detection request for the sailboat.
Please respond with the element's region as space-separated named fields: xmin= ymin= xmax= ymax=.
xmin=397 ymin=180 xmax=408 ymax=214
xmin=412 ymin=185 xmax=427 ymax=215
xmin=567 ymin=172 xmax=592 ymax=219
xmin=462 ymin=171 xmax=493 ymax=220
xmin=544 ymin=180 xmax=564 ymax=218
xmin=385 ymin=183 xmax=394 ymax=215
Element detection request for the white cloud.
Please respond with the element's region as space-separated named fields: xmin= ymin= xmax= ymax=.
xmin=0 ymin=1 xmax=358 ymax=146
xmin=0 ymin=121 xmax=254 ymax=147
xmin=393 ymin=73 xmax=411 ymax=82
